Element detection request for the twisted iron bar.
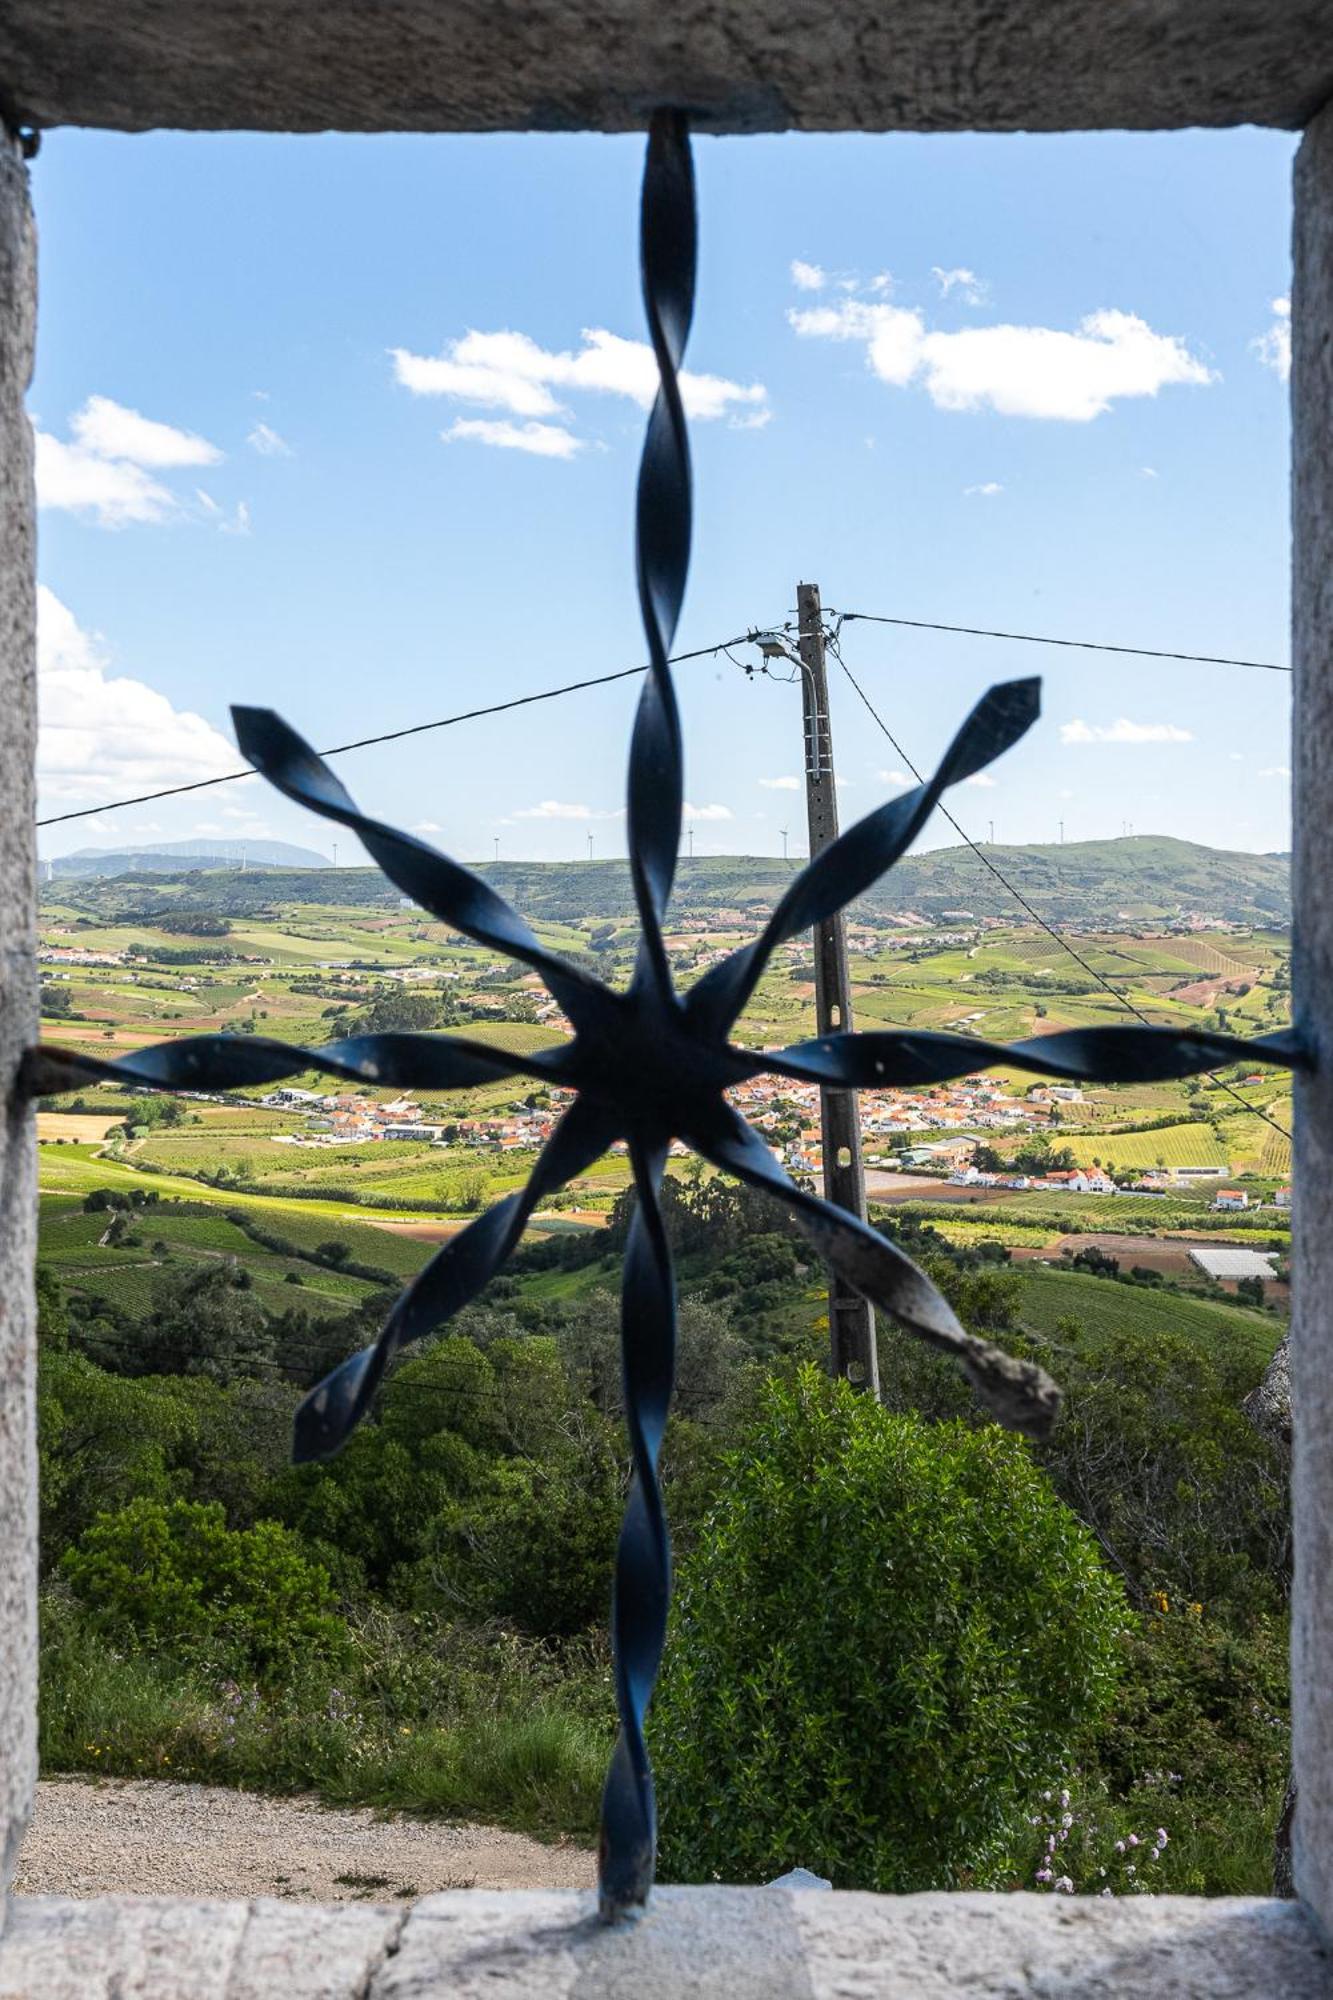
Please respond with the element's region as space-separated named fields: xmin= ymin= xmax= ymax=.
xmin=22 ymin=112 xmax=1308 ymax=1918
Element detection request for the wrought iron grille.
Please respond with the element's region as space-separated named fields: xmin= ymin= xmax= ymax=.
xmin=22 ymin=111 xmax=1303 ymax=1919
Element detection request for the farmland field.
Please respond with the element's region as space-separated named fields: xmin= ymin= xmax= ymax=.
xmin=1062 ymin=1123 xmax=1230 ymax=1172
xmin=1015 ymin=1265 xmax=1281 ymax=1370
xmin=36 ymin=866 xmax=1293 ymax=1349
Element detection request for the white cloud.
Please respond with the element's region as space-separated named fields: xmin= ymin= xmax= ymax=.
xmin=247 ymin=420 xmax=293 ymax=457
xmin=1260 ymin=765 xmax=1292 ymax=779
xmin=684 ymin=802 xmax=733 ymax=821
xmin=394 ymin=326 xmax=767 ymax=434
xmin=1253 ymin=296 xmax=1291 ymax=384
xmin=35 ymin=432 xmax=176 ymax=527
xmin=790 ymin=297 xmax=1215 ymax=421
xmin=966 ymin=773 xmax=997 ymax=787
xmin=219 ymin=500 xmax=252 ymax=537
xmin=69 ymin=396 xmax=222 ymax=469
xmin=443 ymin=417 xmax=583 ymax=459
xmin=877 ymin=769 xmax=912 ymax=786
xmin=1141 ymin=465 xmax=1160 ymax=479
xmin=413 ymin=820 xmax=445 ymax=833
xmin=964 ymin=481 xmax=1004 ymax=497
xmin=37 ymin=587 xmax=238 ymax=804
xmin=790 ymin=261 xmax=827 ymax=293
xmin=759 ymin=775 xmax=801 ymax=791
xmin=36 ymin=396 xmax=224 ymax=528
xmin=1060 ymin=718 xmax=1194 ymax=745
xmin=933 ymin=266 xmax=987 ymax=306
xmin=514 ymin=799 xmax=621 ymax=821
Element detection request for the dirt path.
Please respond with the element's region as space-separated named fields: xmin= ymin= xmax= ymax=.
xmin=12 ymin=1778 xmax=595 ymax=1903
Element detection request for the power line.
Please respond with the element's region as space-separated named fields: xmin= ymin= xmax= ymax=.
xmin=39 ymin=607 xmax=1289 ymax=836
xmin=825 ymin=633 xmax=1295 ymax=1145
xmin=832 ymin=610 xmax=1290 ymax=675
xmin=36 ymin=630 xmax=766 ymax=831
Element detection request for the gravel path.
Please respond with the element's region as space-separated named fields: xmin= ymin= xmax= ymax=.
xmin=13 ymin=1778 xmax=595 ymax=1902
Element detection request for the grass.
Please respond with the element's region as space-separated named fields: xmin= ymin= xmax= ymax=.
xmin=39 ymin=1601 xmax=608 ymax=1843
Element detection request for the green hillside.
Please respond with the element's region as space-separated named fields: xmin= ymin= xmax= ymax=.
xmin=1016 ymin=1264 xmax=1280 ymax=1370
xmin=42 ymin=833 xmax=1289 ymax=930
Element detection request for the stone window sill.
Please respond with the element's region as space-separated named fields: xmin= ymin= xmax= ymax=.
xmin=1 ymin=1888 xmax=1328 ymax=1998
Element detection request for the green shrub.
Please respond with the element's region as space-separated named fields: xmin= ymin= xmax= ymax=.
xmin=61 ymin=1498 xmax=350 ymax=1686
xmin=653 ymin=1368 xmax=1126 ymax=1891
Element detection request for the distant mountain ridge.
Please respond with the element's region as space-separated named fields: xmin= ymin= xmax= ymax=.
xmin=47 ymin=837 xmax=331 ymax=878
xmin=42 ymin=835 xmax=1290 ymax=930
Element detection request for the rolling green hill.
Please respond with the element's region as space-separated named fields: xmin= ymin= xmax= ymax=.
xmin=42 ymin=834 xmax=1289 ymax=931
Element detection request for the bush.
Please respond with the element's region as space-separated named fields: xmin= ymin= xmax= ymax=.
xmin=653 ymin=1369 xmax=1126 ymax=1891
xmin=61 ymin=1498 xmax=350 ymax=1686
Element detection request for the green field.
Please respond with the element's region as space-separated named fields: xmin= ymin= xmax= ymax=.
xmin=1062 ymin=1123 xmax=1230 ymax=1172
xmin=1015 ymin=1265 xmax=1281 ymax=1370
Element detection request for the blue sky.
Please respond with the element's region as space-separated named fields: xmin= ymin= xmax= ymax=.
xmin=31 ymin=125 xmax=1295 ymax=865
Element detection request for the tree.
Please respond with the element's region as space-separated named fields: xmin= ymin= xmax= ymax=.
xmin=134 ymin=1264 xmax=275 ymax=1385
xmin=62 ymin=1498 xmax=349 ymax=1685
xmin=653 ymin=1369 xmax=1125 ymax=1891
xmin=37 ymin=1350 xmax=198 ymax=1572
xmin=350 ymin=986 xmax=453 ymax=1034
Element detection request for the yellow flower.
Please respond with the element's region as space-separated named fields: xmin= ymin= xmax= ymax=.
xmin=1149 ymin=1590 xmax=1170 ymax=1615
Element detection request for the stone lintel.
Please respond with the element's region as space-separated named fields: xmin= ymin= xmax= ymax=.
xmin=2 ymin=2 xmax=1333 ymax=136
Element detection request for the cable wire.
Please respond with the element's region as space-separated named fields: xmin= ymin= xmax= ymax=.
xmin=826 ymin=634 xmax=1294 ymax=1145
xmin=832 ymin=610 xmax=1290 ymax=675
xmin=36 ymin=631 xmax=767 ymax=831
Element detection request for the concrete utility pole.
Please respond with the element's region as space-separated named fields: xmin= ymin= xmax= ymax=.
xmin=796 ymin=580 xmax=879 ymax=1394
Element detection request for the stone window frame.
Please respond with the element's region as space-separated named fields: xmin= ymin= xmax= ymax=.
xmin=2 ymin=15 xmax=1333 ymax=1990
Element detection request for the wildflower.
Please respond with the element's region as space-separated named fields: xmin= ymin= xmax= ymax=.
xmin=1100 ymin=1888 xmax=1114 ymax=1899
xmin=1059 ymin=1790 xmax=1070 ymax=1810
xmin=1114 ymin=1841 xmax=1125 ymax=1854
xmin=1061 ymin=1813 xmax=1074 ymax=1829
xmin=1127 ymin=1834 xmax=1139 ymax=1847
xmin=1155 ymin=1830 xmax=1168 ymax=1849
xmin=1054 ymin=1877 xmax=1074 ymax=1894
xmin=400 ymin=1727 xmax=412 ymax=1736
